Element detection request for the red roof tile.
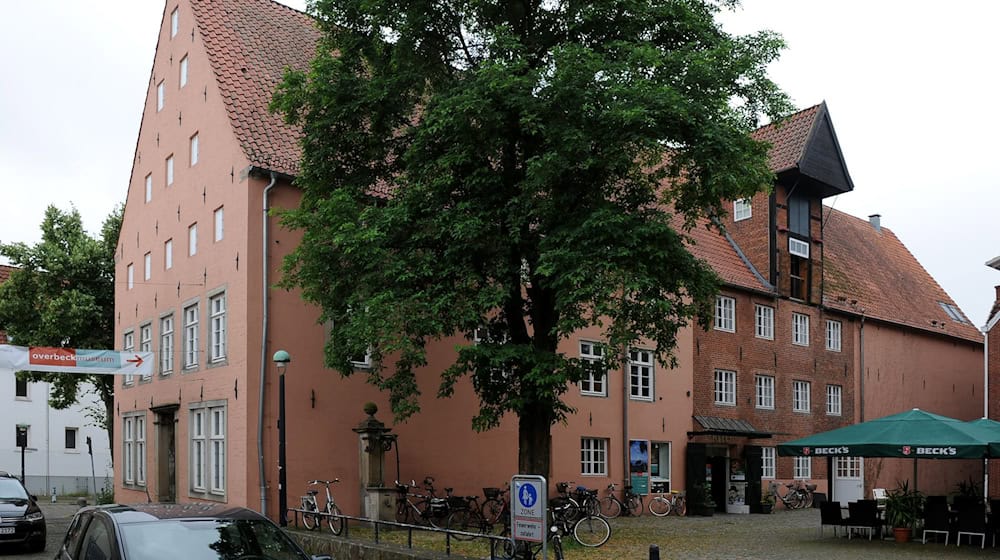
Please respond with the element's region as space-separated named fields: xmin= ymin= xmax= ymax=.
xmin=821 ymin=208 xmax=981 ymax=342
xmin=190 ymin=0 xmax=320 ymax=176
xmin=683 ymin=219 xmax=770 ymax=293
xmin=752 ymin=104 xmax=821 ymax=173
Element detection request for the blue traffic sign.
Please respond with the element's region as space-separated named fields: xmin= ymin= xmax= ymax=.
xmin=518 ymin=482 xmax=538 ymax=508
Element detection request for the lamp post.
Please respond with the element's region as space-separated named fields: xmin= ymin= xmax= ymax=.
xmin=273 ymin=349 xmax=291 ymax=526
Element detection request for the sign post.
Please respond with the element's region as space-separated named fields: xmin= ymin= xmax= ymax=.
xmin=511 ymin=475 xmax=547 ymax=560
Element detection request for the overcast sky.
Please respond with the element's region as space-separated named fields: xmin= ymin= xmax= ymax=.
xmin=2 ymin=1 xmax=998 ymax=328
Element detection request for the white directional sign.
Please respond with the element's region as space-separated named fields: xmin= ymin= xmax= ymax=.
xmin=511 ymin=475 xmax=546 ymax=544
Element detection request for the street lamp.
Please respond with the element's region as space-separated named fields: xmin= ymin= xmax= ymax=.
xmin=273 ymin=349 xmax=291 ymax=526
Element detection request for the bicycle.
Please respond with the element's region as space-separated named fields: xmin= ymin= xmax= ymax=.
xmin=551 ymin=496 xmax=611 ymax=547
xmin=446 ymin=494 xmax=486 ymax=540
xmin=768 ymin=481 xmax=813 ymax=510
xmin=301 ymin=479 xmax=343 ymax=534
xmin=481 ymin=484 xmax=510 ymax=534
xmin=599 ymin=483 xmax=625 ymax=518
xmin=648 ymin=490 xmax=686 ymax=517
xmin=622 ymin=484 xmax=643 ymax=516
xmin=570 ymin=484 xmax=601 ymax=518
xmin=395 ymin=477 xmax=452 ymax=527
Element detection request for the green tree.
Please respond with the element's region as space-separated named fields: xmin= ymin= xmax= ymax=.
xmin=0 ymin=205 xmax=122 ymax=452
xmin=273 ymin=0 xmax=791 ymax=476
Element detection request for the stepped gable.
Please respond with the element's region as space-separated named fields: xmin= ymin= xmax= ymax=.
xmin=189 ymin=0 xmax=320 ymax=177
xmin=822 ymin=207 xmax=980 ymax=342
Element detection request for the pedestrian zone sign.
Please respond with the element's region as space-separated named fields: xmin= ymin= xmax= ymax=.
xmin=511 ymin=475 xmax=546 ymax=544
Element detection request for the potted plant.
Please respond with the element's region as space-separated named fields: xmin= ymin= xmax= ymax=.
xmin=760 ymin=491 xmax=775 ymax=514
xmin=689 ymin=482 xmax=716 ymax=516
xmin=884 ymin=480 xmax=925 ymax=543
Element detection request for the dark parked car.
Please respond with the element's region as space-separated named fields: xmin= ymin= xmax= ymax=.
xmin=0 ymin=472 xmax=45 ymax=552
xmin=55 ymin=503 xmax=331 ymax=560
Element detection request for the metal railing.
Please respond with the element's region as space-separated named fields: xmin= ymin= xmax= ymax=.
xmin=286 ymin=507 xmax=512 ymax=559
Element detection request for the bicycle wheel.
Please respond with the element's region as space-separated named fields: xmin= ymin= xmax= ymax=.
xmin=672 ymin=496 xmax=687 ymax=517
xmin=447 ymin=508 xmax=483 ymax=540
xmin=482 ymin=498 xmax=505 ymax=528
xmin=626 ymin=495 xmax=643 ymax=517
xmin=648 ymin=496 xmax=670 ymax=517
xmin=302 ymin=500 xmax=319 ymax=530
xmin=395 ymin=501 xmax=413 ymax=524
xmin=572 ymin=515 xmax=611 ymax=547
xmin=600 ymin=497 xmax=621 ymax=519
xmin=326 ymin=503 xmax=344 ymax=535
xmin=802 ymin=491 xmax=814 ymax=509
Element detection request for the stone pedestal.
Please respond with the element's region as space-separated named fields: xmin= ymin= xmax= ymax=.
xmin=353 ymin=405 xmax=397 ymax=521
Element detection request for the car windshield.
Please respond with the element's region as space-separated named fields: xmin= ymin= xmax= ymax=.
xmin=0 ymin=479 xmax=28 ymax=500
xmin=119 ymin=518 xmax=307 ymax=560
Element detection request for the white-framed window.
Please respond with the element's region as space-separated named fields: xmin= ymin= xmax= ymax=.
xmin=214 ymin=207 xmax=224 ymax=242
xmin=188 ymin=223 xmax=198 ymax=256
xmin=180 ymin=55 xmax=189 ymax=87
xmin=651 ymin=442 xmax=671 ymax=491
xmin=579 ymin=341 xmax=606 ymax=397
xmin=165 ymin=239 xmax=173 ymax=269
xmin=826 ymin=384 xmax=842 ymax=416
xmin=191 ymin=402 xmax=226 ymax=496
xmin=209 ymin=293 xmax=226 ymax=363
xmin=144 ymin=252 xmax=151 ymax=281
xmin=191 ymin=408 xmax=206 ymax=492
xmin=754 ymin=304 xmax=773 ymax=340
xmin=755 ymin=374 xmax=774 ymax=409
xmin=139 ymin=323 xmax=152 ymax=380
xmin=123 ymin=414 xmax=146 ymax=486
xmin=145 ymin=173 xmax=152 ymax=203
xmin=127 ymin=263 xmax=134 ymax=290
xmin=761 ymin=447 xmax=775 ymax=479
xmin=157 ymin=80 xmax=165 ymax=111
xmin=792 ymin=312 xmax=809 ymax=346
xmin=183 ymin=303 xmax=199 ymax=369
xmin=190 ymin=133 xmax=199 ymax=166
xmin=350 ymin=348 xmax=373 ymax=369
xmin=714 ymin=369 xmax=736 ymax=406
xmin=166 ymin=154 xmax=174 ymax=185
xmin=789 ymin=237 xmax=810 ymax=258
xmin=65 ymin=427 xmax=78 ymax=451
xmin=160 ymin=314 xmax=174 ymax=375
xmin=123 ymin=331 xmax=135 ymax=385
xmin=211 ymin=408 xmax=226 ymax=493
xmin=715 ymin=296 xmax=735 ymax=332
xmin=826 ymin=320 xmax=842 ymax=352
xmin=734 ymin=198 xmax=752 ymax=221
xmin=793 ymin=380 xmax=811 ymax=413
xmin=628 ymin=348 xmax=653 ymax=401
xmin=170 ymin=7 xmax=179 ymax=37
xmin=793 ymin=456 xmax=812 ymax=479
xmin=581 ymin=437 xmax=608 ymax=476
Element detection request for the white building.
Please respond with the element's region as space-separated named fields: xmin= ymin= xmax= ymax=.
xmin=3 ymin=370 xmax=112 ymax=497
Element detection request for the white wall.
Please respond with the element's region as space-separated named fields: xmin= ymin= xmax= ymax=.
xmin=2 ymin=369 xmax=112 ymax=495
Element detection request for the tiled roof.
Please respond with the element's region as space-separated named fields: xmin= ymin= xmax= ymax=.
xmin=190 ymin=0 xmax=320 ymax=177
xmin=0 ymin=265 xmax=11 ymax=284
xmin=683 ymin=219 xmax=770 ymax=293
xmin=821 ymin=208 xmax=981 ymax=342
xmin=693 ymin=415 xmax=771 ymax=437
xmin=751 ymin=104 xmax=821 ymax=174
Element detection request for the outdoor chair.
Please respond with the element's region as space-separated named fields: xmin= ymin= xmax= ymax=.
xmin=872 ymin=488 xmax=887 ymax=512
xmin=819 ymin=501 xmax=849 ymax=537
xmin=847 ymin=500 xmax=882 ymax=541
xmin=922 ymin=499 xmax=951 ymax=545
xmin=955 ymin=502 xmax=987 ymax=548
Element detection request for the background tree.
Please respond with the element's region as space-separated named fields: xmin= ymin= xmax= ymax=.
xmin=273 ymin=0 xmax=791 ymax=476
xmin=0 ymin=204 xmax=122 ymax=452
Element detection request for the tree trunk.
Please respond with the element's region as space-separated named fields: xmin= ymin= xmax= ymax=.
xmin=518 ymin=403 xmax=553 ymax=477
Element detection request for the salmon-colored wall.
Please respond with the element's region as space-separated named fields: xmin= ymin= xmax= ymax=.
xmin=859 ymin=321 xmax=983 ymax=496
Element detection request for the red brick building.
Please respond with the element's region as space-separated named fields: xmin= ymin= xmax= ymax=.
xmin=114 ymin=0 xmax=982 ymax=519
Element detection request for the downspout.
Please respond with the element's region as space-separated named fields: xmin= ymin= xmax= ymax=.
xmin=984 ymin=329 xmax=989 ymax=498
xmin=258 ymin=171 xmax=278 ymax=516
xmin=622 ymin=347 xmax=629 ymax=489
xmin=859 ymin=314 xmax=865 ymax=422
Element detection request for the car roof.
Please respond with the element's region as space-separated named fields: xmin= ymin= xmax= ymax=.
xmin=81 ymin=503 xmax=269 ymax=524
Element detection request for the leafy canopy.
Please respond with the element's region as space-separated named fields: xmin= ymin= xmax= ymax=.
xmin=0 ymin=205 xmax=122 ymax=440
xmin=273 ymin=0 xmax=790 ymax=470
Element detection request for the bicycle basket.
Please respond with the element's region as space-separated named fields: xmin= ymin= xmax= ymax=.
xmin=430 ymin=497 xmax=449 ymax=514
xmin=805 ymin=483 xmax=817 ymax=492
xmin=483 ymin=487 xmax=501 ymax=499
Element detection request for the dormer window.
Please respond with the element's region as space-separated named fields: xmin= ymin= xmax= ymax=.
xmin=788 ymin=191 xmax=810 ymax=236
xmin=734 ymin=198 xmax=752 ymax=221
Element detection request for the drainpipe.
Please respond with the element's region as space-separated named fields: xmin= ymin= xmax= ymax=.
xmin=622 ymin=347 xmax=629 ymax=489
xmin=258 ymin=171 xmax=278 ymax=516
xmin=984 ymin=330 xmax=989 ymax=498
xmin=858 ymin=314 xmax=865 ymax=422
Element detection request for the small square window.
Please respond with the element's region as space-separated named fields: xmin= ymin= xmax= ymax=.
xmin=734 ymin=198 xmax=752 ymax=221
xmin=65 ymin=428 xmax=78 ymax=450
xmin=180 ymin=55 xmax=189 ymax=88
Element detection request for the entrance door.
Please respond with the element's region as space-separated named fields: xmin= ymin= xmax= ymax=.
xmin=833 ymin=457 xmax=863 ymax=505
xmin=154 ymin=407 xmax=177 ymax=502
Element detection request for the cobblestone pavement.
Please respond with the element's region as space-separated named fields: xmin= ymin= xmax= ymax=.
xmin=0 ymin=500 xmax=82 ymax=559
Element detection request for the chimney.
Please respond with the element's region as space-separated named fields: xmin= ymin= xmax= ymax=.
xmin=868 ymin=214 xmax=881 ymax=232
